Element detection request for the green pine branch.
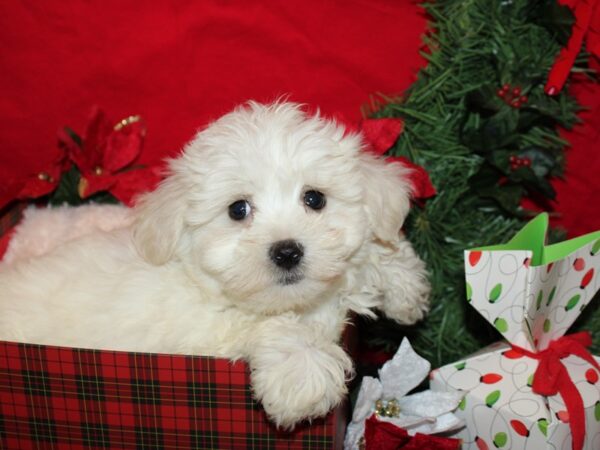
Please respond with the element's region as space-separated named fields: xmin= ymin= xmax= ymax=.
xmin=362 ymin=0 xmax=597 ymax=368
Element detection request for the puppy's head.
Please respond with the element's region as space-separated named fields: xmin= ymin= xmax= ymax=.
xmin=133 ymin=102 xmax=412 ymax=314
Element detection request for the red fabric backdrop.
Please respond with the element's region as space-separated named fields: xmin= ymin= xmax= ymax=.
xmin=0 ymin=1 xmax=598 ymax=236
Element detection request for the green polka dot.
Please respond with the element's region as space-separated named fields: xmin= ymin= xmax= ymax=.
xmin=565 ymin=294 xmax=581 ymax=311
xmin=538 ymin=418 xmax=548 ymax=436
xmin=489 ymin=283 xmax=502 ymax=303
xmin=543 ymin=319 xmax=551 ymax=333
xmin=592 ymin=238 xmax=600 ymax=256
xmin=493 ymin=432 xmax=508 ymax=447
xmin=494 ymin=317 xmax=508 ymax=333
xmin=485 ymin=390 xmax=501 ymax=407
xmin=547 ymin=286 xmax=556 ymax=306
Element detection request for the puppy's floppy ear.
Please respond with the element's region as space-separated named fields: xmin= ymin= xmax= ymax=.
xmin=132 ymin=166 xmax=189 ymax=265
xmin=359 ymin=151 xmax=413 ymax=243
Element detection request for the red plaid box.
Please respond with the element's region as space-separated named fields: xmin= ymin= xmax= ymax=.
xmin=0 ymin=207 xmax=347 ymax=449
xmin=0 ymin=341 xmax=346 ymax=449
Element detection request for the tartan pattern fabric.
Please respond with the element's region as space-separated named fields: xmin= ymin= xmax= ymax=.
xmin=0 ymin=340 xmax=345 ymax=449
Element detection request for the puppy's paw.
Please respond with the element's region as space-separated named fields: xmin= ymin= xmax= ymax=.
xmin=382 ymin=270 xmax=430 ymax=325
xmin=249 ymin=338 xmax=353 ymax=429
xmin=356 ymin=236 xmax=430 ymax=325
xmin=380 ymin=239 xmax=430 ymax=325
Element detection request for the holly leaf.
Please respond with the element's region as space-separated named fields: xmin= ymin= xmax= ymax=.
xmin=48 ymin=166 xmax=84 ymax=206
xmin=525 ymin=95 xmax=575 ymax=128
xmin=530 ymin=0 xmax=575 ymax=46
xmin=480 ymin=184 xmax=524 ymax=214
xmin=509 ymin=166 xmax=557 ymax=200
xmin=461 ymin=109 xmax=519 ymax=153
xmin=465 ymin=85 xmax=504 ymax=116
xmin=517 ymin=110 xmax=553 ymax=131
xmin=487 ymin=148 xmax=514 ymax=174
xmin=520 ymin=148 xmax=557 ymax=178
xmin=527 ymin=173 xmax=557 ymax=200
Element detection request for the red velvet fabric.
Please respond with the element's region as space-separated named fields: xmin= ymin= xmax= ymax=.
xmin=0 ymin=1 xmax=598 ymax=235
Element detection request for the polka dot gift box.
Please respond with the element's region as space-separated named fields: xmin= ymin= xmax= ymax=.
xmin=430 ymin=213 xmax=600 ymax=450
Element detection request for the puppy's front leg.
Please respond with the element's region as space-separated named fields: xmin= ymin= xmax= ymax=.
xmin=245 ymin=315 xmax=353 ymax=429
xmin=360 ymin=235 xmax=430 ymax=325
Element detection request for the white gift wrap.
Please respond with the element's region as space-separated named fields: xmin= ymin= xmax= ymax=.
xmin=430 ymin=214 xmax=600 ymax=450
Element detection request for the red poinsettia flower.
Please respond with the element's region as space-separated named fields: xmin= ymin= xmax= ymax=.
xmin=360 ymin=117 xmax=405 ymax=154
xmin=359 ymin=117 xmax=437 ymax=200
xmin=364 ymin=415 xmax=461 ymax=450
xmin=0 ymin=149 xmax=68 ymax=211
xmin=59 ymin=107 xmax=161 ymax=206
xmin=386 ymin=156 xmax=437 ymax=200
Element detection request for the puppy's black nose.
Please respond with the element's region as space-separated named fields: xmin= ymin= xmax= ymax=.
xmin=269 ymin=240 xmax=304 ymax=270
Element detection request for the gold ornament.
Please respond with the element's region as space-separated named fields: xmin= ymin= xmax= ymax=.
xmin=374 ymin=398 xmax=401 ymax=418
xmin=113 ymin=115 xmax=146 ymax=136
xmin=37 ymin=172 xmax=54 ymax=183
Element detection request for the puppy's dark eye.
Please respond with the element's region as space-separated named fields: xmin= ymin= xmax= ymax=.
xmin=304 ymin=190 xmax=326 ymax=210
xmin=228 ymin=200 xmax=251 ymax=221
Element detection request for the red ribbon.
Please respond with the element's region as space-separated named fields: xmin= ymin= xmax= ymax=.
xmin=545 ymin=0 xmax=600 ymax=95
xmin=364 ymin=415 xmax=461 ymax=450
xmin=512 ymin=332 xmax=600 ymax=450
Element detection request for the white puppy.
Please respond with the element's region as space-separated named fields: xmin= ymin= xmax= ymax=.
xmin=0 ymin=102 xmax=429 ymax=428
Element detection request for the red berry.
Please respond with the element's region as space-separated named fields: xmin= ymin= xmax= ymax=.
xmin=509 ymin=155 xmax=516 ymax=162
xmin=512 ymin=87 xmax=522 ymax=96
xmin=497 ymin=89 xmax=506 ymax=98
xmin=523 ymin=158 xmax=531 ymax=167
xmin=502 ymin=83 xmax=510 ymax=91
xmin=520 ymin=95 xmax=528 ymax=103
xmin=512 ymin=100 xmax=522 ymax=108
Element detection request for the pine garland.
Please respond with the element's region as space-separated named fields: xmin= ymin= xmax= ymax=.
xmin=362 ymin=0 xmax=598 ymax=368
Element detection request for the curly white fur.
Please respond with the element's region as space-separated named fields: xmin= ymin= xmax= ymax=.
xmin=0 ymin=102 xmax=430 ymax=428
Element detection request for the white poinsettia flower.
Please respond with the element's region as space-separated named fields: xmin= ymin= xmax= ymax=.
xmin=344 ymin=338 xmax=464 ymax=450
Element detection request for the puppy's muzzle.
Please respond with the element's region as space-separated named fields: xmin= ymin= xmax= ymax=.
xmin=269 ymin=240 xmax=304 ymax=271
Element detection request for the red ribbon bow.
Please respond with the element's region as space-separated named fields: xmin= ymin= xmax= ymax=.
xmin=546 ymin=0 xmax=600 ymax=95
xmin=363 ymin=415 xmax=461 ymax=450
xmin=513 ymin=331 xmax=600 ymax=450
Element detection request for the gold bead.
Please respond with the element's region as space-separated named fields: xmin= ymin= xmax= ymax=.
xmin=113 ymin=115 xmax=146 ymax=136
xmin=37 ymin=172 xmax=53 ymax=182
